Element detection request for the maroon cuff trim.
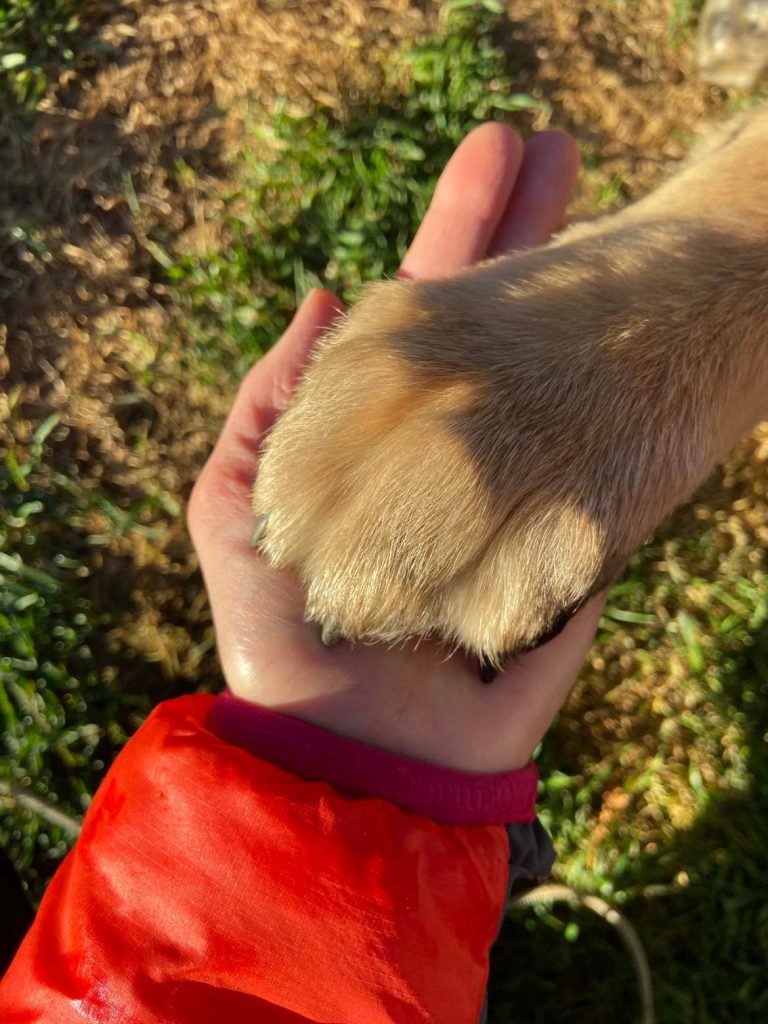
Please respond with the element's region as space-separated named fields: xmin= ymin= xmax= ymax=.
xmin=207 ymin=691 xmax=538 ymax=827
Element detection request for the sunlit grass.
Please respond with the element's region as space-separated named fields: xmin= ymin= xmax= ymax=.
xmin=167 ymin=1 xmax=545 ymax=375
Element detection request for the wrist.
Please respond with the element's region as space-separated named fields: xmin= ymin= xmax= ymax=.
xmin=225 ymin=666 xmax=533 ymax=774
xmin=208 ymin=691 xmax=540 ymax=826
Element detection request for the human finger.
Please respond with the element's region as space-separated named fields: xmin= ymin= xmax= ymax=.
xmin=489 ymin=130 xmax=581 ymax=254
xmin=398 ymin=122 xmax=524 ymax=280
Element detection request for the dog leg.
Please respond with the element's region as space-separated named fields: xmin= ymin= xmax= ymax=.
xmin=253 ymin=107 xmax=768 ymax=661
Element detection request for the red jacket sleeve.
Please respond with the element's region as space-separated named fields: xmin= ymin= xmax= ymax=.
xmin=0 ymin=694 xmax=551 ymax=1023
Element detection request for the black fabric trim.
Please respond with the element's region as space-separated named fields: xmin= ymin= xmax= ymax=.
xmin=506 ymin=818 xmax=556 ymax=884
xmin=478 ymin=819 xmax=556 ymax=1023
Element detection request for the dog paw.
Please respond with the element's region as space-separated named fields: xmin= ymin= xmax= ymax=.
xmin=252 ymin=249 xmax=712 ymax=661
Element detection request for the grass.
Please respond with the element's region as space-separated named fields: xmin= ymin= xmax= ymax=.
xmin=3 ymin=0 xmax=768 ymax=1020
xmin=669 ymin=0 xmax=706 ymax=47
xmin=0 ymin=0 xmax=129 ymax=900
xmin=491 ymin=520 xmax=768 ymax=1023
xmin=0 ymin=407 xmax=168 ymax=898
xmin=168 ymin=0 xmax=546 ymax=377
xmin=0 ymin=0 xmax=90 ymax=109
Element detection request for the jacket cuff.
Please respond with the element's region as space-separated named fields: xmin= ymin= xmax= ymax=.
xmin=207 ymin=691 xmax=538 ymax=827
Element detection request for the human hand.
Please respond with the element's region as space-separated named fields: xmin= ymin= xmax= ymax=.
xmin=188 ymin=123 xmax=605 ymax=774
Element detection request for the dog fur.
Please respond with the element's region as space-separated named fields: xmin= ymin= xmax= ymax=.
xmin=252 ymin=105 xmax=768 ymax=662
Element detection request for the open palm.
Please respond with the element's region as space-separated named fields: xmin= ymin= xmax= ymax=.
xmin=188 ymin=123 xmax=604 ymax=774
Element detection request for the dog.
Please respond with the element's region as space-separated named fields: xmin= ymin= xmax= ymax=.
xmin=251 ymin=105 xmax=768 ymax=664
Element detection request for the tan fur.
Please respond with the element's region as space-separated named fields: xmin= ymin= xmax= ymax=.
xmin=252 ymin=105 xmax=768 ymax=661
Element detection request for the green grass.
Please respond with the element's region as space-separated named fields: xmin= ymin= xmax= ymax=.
xmin=168 ymin=0 xmax=546 ymax=376
xmin=0 ymin=412 xmax=163 ymax=898
xmin=490 ymin=523 xmax=768 ymax=1023
xmin=669 ymin=0 xmax=706 ymax=47
xmin=0 ymin=0 xmax=91 ymax=109
xmin=2 ymin=1 xmax=768 ymax=1019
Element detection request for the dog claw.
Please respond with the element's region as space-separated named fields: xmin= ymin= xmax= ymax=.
xmin=479 ymin=659 xmax=498 ymax=684
xmin=251 ymin=513 xmax=269 ymax=548
xmin=320 ymin=622 xmax=343 ymax=647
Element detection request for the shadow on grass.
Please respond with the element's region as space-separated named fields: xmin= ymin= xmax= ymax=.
xmin=490 ymin=604 xmax=768 ymax=1023
xmin=0 ymin=2 xmax=239 ymax=906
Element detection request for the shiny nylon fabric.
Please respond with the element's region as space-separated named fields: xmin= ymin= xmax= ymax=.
xmin=1 ymin=695 xmax=511 ymax=1023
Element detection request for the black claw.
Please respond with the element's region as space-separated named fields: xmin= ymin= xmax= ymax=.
xmin=480 ymin=598 xmax=589 ymax=675
xmin=320 ymin=623 xmax=343 ymax=647
xmin=479 ymin=659 xmax=498 ymax=684
xmin=251 ymin=513 xmax=269 ymax=548
xmin=518 ymin=599 xmax=586 ymax=655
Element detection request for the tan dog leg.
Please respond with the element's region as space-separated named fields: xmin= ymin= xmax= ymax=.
xmin=253 ymin=107 xmax=768 ymax=662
